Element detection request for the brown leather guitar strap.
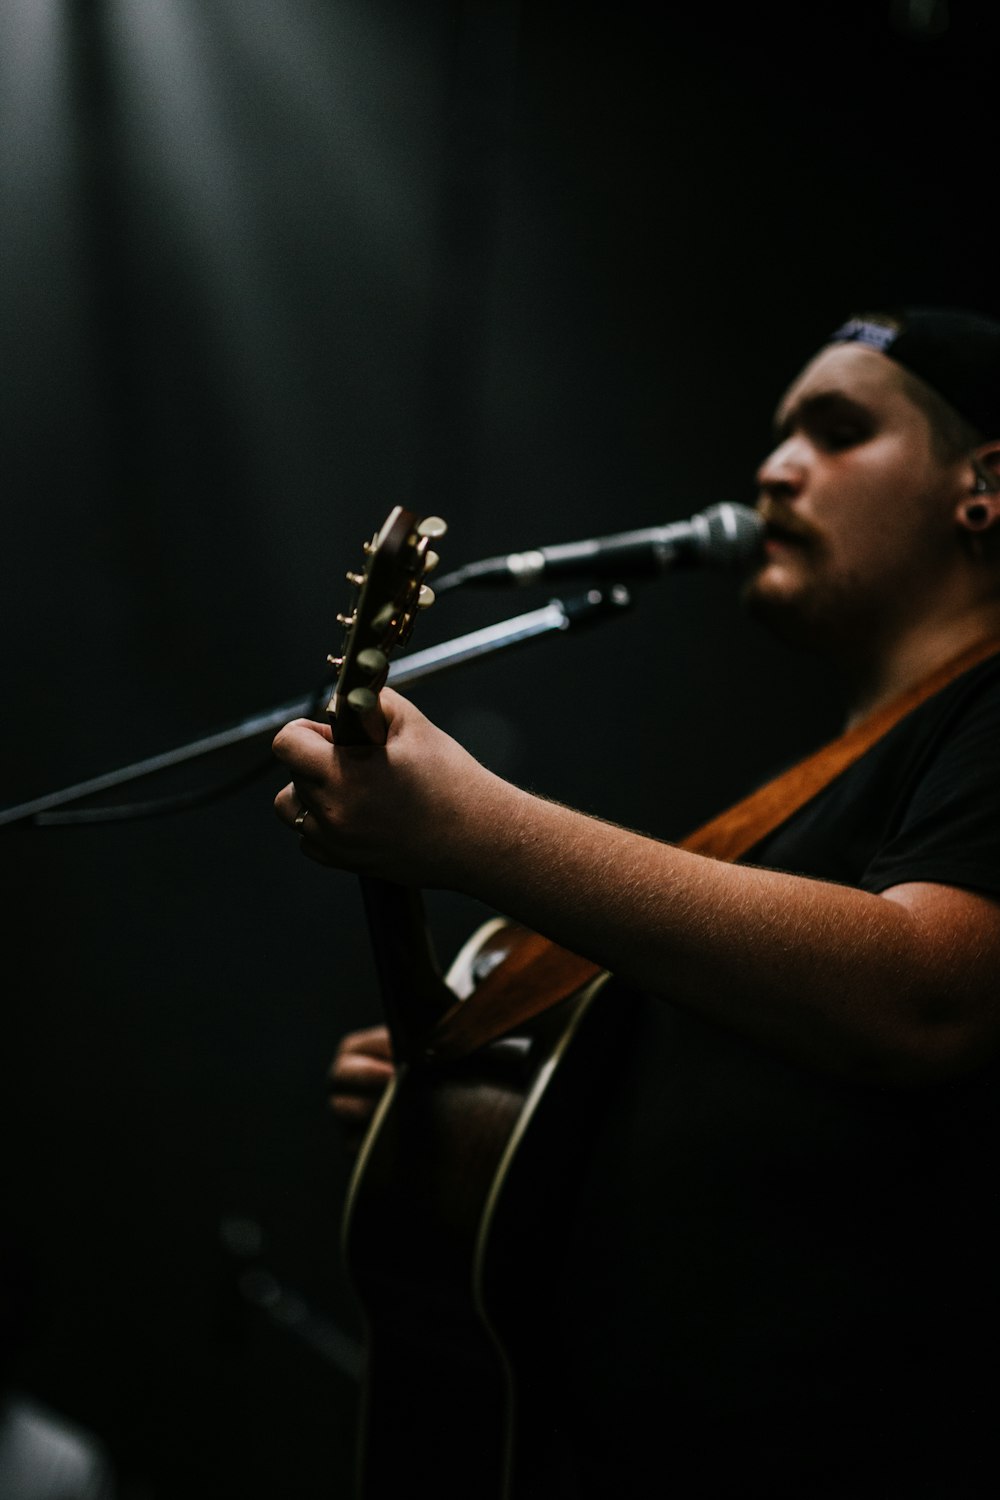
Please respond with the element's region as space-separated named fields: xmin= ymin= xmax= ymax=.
xmin=426 ymin=635 xmax=1000 ymax=1062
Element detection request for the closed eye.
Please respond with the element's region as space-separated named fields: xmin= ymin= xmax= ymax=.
xmin=774 ymin=392 xmax=876 ymax=452
xmin=817 ymin=420 xmax=872 ymax=451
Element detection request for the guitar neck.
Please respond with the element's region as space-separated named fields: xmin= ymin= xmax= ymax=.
xmin=330 ymin=676 xmax=452 ymax=1064
xmin=326 ymin=505 xmax=455 ymax=1063
xmin=331 ymin=700 xmax=452 ymax=1057
xmin=357 ymin=875 xmax=452 ymax=1064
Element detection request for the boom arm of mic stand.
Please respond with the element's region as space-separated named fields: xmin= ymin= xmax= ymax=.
xmin=0 ymin=585 xmax=634 ymax=828
xmin=389 ymin=582 xmax=631 ymax=688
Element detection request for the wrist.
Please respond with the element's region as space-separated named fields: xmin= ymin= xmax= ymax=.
xmin=434 ymin=768 xmax=537 ymax=896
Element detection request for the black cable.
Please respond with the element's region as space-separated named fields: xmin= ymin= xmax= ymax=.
xmin=21 ymin=681 xmax=329 ymax=828
xmin=32 ymin=752 xmax=280 ymax=827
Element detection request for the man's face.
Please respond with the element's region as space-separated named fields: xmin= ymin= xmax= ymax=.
xmin=743 ymin=342 xmax=966 ymax=653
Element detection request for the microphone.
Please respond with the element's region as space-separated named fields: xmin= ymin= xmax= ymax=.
xmin=435 ymin=503 xmax=764 ymax=590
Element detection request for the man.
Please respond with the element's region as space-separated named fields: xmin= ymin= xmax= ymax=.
xmin=273 ymin=307 xmax=1000 ymax=1495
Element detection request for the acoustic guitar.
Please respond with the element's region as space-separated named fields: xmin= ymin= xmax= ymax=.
xmin=329 ymin=506 xmax=1000 ymax=1499
xmin=329 ymin=507 xmax=623 ymax=1499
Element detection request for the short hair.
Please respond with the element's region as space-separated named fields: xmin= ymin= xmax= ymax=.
xmin=892 ymin=362 xmax=984 ymax=463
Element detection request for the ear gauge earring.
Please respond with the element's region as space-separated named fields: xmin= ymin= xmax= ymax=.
xmin=964 ymin=471 xmax=995 ymax=530
xmin=963 ymin=500 xmax=991 ymax=529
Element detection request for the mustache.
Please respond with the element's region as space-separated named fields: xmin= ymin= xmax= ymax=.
xmin=755 ymin=500 xmax=818 ymax=547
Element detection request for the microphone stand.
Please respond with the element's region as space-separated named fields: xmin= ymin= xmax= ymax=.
xmin=0 ymin=584 xmax=633 ymax=829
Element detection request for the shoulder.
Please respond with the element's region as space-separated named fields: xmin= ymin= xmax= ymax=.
xmin=854 ymin=645 xmax=1000 ymax=788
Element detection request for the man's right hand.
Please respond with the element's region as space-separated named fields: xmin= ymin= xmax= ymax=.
xmin=328 ymin=1026 xmax=395 ymax=1146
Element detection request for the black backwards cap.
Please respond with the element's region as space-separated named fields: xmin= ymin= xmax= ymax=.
xmin=828 ymin=306 xmax=1000 ymax=439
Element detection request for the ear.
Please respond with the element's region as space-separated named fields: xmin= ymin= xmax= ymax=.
xmin=956 ymin=444 xmax=1000 ymax=535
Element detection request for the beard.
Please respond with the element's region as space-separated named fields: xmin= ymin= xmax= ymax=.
xmin=740 ymin=552 xmax=885 ymax=661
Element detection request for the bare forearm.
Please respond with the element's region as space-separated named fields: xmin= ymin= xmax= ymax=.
xmin=272 ymin=700 xmax=999 ymax=1085
xmin=448 ymin=774 xmax=984 ymax=1083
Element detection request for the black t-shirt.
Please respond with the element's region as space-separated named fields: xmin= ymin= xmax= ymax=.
xmin=549 ymin=653 xmax=1000 ymax=1499
xmin=748 ymin=649 xmax=1000 ymax=898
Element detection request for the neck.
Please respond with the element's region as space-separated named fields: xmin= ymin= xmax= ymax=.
xmin=840 ymin=602 xmax=1000 ymax=729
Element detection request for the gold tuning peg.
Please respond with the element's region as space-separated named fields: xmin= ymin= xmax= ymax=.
xmin=345 ymin=570 xmax=365 ymax=587
xmin=347 ymin=687 xmax=378 ymax=714
xmin=423 ymin=549 xmax=440 ymax=572
xmin=417 ymin=584 xmax=435 ymax=609
xmin=336 ymin=610 xmax=357 ymax=627
xmin=357 ymin=647 xmax=388 ymax=675
xmin=417 ymin=516 xmax=447 ymax=540
xmin=327 ymin=654 xmax=344 ymax=669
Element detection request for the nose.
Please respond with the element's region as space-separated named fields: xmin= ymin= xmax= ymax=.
xmin=755 ymin=436 xmax=807 ymax=506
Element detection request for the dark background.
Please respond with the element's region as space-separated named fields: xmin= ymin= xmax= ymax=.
xmin=2 ymin=1 xmax=998 ymax=1495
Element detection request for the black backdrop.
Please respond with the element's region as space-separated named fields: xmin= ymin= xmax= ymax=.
xmin=2 ymin=2 xmax=999 ymax=1496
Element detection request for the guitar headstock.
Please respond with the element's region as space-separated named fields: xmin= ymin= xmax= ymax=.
xmin=326 ymin=506 xmax=446 ymax=746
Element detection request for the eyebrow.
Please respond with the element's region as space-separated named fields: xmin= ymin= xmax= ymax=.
xmin=773 ymin=391 xmax=874 ymax=442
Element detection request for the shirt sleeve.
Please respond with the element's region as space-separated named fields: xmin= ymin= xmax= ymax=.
xmin=861 ymin=670 xmax=1000 ymax=899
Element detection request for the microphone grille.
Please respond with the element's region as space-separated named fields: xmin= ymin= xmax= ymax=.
xmin=696 ymin=502 xmax=765 ymax=566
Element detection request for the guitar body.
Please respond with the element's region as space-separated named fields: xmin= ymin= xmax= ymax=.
xmin=342 ymin=923 xmax=631 ymax=1499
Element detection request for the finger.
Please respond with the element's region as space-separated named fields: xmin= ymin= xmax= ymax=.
xmin=330 ymin=1092 xmax=383 ymax=1123
xmin=377 ymin=687 xmax=411 ymax=730
xmin=273 ymin=784 xmax=331 ymax=853
xmin=271 ymin=717 xmax=336 ymax=773
xmin=275 ymin=795 xmax=326 ymax=856
xmin=274 ymin=781 xmax=309 ymax=828
xmin=330 ymin=1054 xmax=395 ymax=1092
xmin=334 ymin=1027 xmax=393 ymax=1061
